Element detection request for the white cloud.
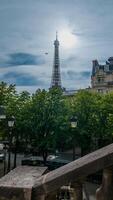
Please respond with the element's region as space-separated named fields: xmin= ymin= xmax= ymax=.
xmin=0 ymin=0 xmax=113 ymax=92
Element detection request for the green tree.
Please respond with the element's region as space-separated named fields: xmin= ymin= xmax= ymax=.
xmin=0 ymin=82 xmax=17 ymax=139
xmin=97 ymin=92 xmax=113 ymax=146
xmin=29 ymin=88 xmax=68 ymax=163
xmin=70 ymin=90 xmax=102 ymax=154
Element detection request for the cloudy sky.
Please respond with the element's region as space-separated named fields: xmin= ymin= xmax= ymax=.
xmin=0 ymin=0 xmax=113 ymax=93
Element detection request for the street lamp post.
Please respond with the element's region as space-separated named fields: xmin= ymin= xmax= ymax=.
xmin=7 ymin=116 xmax=15 ymax=172
xmin=3 ymin=141 xmax=9 ymax=175
xmin=13 ymin=136 xmax=18 ymax=169
xmin=0 ymin=107 xmax=16 ymax=174
xmin=70 ymin=116 xmax=78 ymax=160
xmin=0 ymin=105 xmax=7 ymax=175
xmin=70 ymin=116 xmax=77 ymax=128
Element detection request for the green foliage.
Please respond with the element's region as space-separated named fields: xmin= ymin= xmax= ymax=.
xmin=0 ymin=81 xmax=16 ymax=105
xmin=28 ymin=88 xmax=68 ymax=158
xmin=1 ymin=81 xmax=113 ymax=158
xmin=70 ymin=91 xmax=101 ymax=152
xmin=68 ymin=90 xmax=113 ymax=153
xmin=0 ymin=82 xmax=17 ymax=138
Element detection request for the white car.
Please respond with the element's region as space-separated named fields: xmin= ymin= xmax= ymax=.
xmin=47 ymin=155 xmax=58 ymax=160
xmin=0 ymin=153 xmax=4 ymax=161
xmin=0 ymin=144 xmax=4 ymax=150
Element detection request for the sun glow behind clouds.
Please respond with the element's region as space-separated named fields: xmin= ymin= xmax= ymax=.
xmin=59 ymin=29 xmax=78 ymax=49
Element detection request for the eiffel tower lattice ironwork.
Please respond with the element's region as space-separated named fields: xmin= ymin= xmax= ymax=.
xmin=51 ymin=32 xmax=62 ymax=88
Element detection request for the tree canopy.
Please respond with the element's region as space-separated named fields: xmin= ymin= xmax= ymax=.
xmin=0 ymin=82 xmax=113 ymax=160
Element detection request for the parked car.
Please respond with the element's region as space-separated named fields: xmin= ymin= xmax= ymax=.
xmin=0 ymin=143 xmax=4 ymax=150
xmin=0 ymin=153 xmax=4 ymax=162
xmin=0 ymin=144 xmax=5 ymax=162
xmin=47 ymin=155 xmax=58 ymax=160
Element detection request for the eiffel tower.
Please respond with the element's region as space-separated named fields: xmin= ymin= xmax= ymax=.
xmin=51 ymin=32 xmax=62 ymax=88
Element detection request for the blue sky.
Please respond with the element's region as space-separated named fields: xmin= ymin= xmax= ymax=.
xmin=0 ymin=0 xmax=113 ymax=92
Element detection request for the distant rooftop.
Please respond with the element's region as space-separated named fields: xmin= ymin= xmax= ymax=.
xmin=63 ymin=89 xmax=78 ymax=96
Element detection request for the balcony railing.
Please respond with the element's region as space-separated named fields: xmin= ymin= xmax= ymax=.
xmin=1 ymin=143 xmax=113 ymax=199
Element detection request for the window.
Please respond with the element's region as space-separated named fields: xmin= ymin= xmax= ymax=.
xmin=97 ymin=89 xmax=103 ymax=93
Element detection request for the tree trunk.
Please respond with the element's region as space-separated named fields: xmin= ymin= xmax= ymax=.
xmin=13 ymin=138 xmax=19 ymax=169
xmin=13 ymin=146 xmax=17 ymax=169
xmin=7 ymin=131 xmax=12 ymax=172
xmin=42 ymin=150 xmax=48 ymax=165
xmin=73 ymin=145 xmax=76 ymax=160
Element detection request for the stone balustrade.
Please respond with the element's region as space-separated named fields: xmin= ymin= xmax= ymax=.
xmin=1 ymin=144 xmax=113 ymax=200
xmin=0 ymin=166 xmax=48 ymax=200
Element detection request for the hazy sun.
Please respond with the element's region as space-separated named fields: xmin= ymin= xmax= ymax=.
xmin=59 ymin=29 xmax=78 ymax=49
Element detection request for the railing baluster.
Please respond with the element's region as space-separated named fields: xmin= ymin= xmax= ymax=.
xmin=62 ymin=186 xmax=71 ymax=200
xmin=46 ymin=191 xmax=57 ymax=200
xmin=83 ymin=183 xmax=90 ymax=200
xmin=33 ymin=195 xmax=46 ymax=200
xmin=72 ymin=181 xmax=83 ymax=200
xmin=1 ymin=145 xmax=113 ymax=200
xmin=96 ymin=167 xmax=113 ymax=200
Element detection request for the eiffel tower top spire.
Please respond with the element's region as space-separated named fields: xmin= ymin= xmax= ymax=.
xmin=50 ymin=32 xmax=62 ymax=88
xmin=56 ymin=31 xmax=58 ymax=40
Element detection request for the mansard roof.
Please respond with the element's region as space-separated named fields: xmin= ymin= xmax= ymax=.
xmin=108 ymin=57 xmax=113 ymax=62
xmin=92 ymin=57 xmax=113 ymax=76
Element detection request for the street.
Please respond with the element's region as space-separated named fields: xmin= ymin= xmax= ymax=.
xmin=0 ymin=153 xmax=25 ymax=177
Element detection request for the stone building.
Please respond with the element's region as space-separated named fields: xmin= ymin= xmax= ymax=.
xmin=91 ymin=57 xmax=113 ymax=93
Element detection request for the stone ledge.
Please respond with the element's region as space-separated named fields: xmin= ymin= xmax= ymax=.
xmin=0 ymin=166 xmax=47 ymax=200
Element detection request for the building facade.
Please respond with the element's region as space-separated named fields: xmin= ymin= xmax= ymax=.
xmin=91 ymin=57 xmax=113 ymax=93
